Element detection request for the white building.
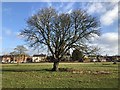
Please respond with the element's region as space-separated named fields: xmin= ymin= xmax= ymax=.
xmin=32 ymin=54 xmax=47 ymax=62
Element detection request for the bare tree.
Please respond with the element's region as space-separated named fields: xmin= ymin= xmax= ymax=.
xmin=9 ymin=51 xmax=17 ymax=62
xmin=20 ymin=7 xmax=100 ymax=71
xmin=14 ymin=45 xmax=28 ymax=64
xmin=14 ymin=45 xmax=27 ymax=55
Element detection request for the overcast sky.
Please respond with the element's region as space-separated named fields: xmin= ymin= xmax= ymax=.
xmin=1 ymin=1 xmax=119 ymax=56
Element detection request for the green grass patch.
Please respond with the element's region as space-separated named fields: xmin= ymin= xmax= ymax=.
xmin=1 ymin=62 xmax=119 ymax=88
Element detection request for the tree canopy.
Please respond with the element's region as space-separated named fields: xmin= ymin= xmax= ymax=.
xmin=14 ymin=45 xmax=28 ymax=55
xmin=72 ymin=49 xmax=83 ymax=61
xmin=20 ymin=7 xmax=100 ymax=71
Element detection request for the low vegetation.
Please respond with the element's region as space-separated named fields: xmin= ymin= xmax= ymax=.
xmin=2 ymin=62 xmax=119 ymax=88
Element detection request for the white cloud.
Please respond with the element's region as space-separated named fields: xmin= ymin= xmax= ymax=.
xmin=101 ymin=32 xmax=118 ymax=42
xmin=3 ymin=28 xmax=12 ymax=36
xmin=67 ymin=9 xmax=72 ymax=14
xmin=87 ymin=3 xmax=106 ymax=14
xmin=56 ymin=2 xmax=75 ymax=14
xmin=6 ymin=30 xmax=12 ymax=35
xmin=3 ymin=27 xmax=21 ymax=39
xmin=62 ymin=2 xmax=75 ymax=13
xmin=100 ymin=5 xmax=118 ymax=26
xmin=59 ymin=2 xmax=64 ymax=8
xmin=91 ymin=32 xmax=118 ymax=55
xmin=86 ymin=2 xmax=118 ymax=26
xmin=110 ymin=0 xmax=119 ymax=2
xmin=65 ymin=2 xmax=74 ymax=10
xmin=56 ymin=2 xmax=64 ymax=14
xmin=47 ymin=2 xmax=52 ymax=7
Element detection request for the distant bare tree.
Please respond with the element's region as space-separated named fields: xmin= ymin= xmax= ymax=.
xmin=14 ymin=45 xmax=28 ymax=64
xmin=14 ymin=45 xmax=27 ymax=55
xmin=20 ymin=7 xmax=100 ymax=71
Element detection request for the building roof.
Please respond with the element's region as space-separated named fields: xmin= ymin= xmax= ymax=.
xmin=33 ymin=54 xmax=46 ymax=57
xmin=1 ymin=54 xmax=29 ymax=57
xmin=2 ymin=55 xmax=11 ymax=57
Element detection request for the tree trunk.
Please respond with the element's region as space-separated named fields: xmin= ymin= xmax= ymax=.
xmin=52 ymin=61 xmax=59 ymax=71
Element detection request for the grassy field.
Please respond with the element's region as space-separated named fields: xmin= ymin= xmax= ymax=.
xmin=1 ymin=62 xmax=119 ymax=88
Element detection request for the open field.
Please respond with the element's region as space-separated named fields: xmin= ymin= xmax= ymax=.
xmin=1 ymin=62 xmax=119 ymax=88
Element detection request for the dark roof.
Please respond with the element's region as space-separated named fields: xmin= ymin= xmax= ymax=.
xmin=2 ymin=55 xmax=11 ymax=57
xmin=33 ymin=54 xmax=46 ymax=57
xmin=1 ymin=54 xmax=29 ymax=57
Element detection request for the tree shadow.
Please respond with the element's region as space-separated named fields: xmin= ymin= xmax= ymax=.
xmin=1 ymin=68 xmax=73 ymax=72
xmin=1 ymin=69 xmax=52 ymax=72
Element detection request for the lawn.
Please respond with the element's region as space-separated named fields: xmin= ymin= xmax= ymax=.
xmin=1 ymin=62 xmax=119 ymax=88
